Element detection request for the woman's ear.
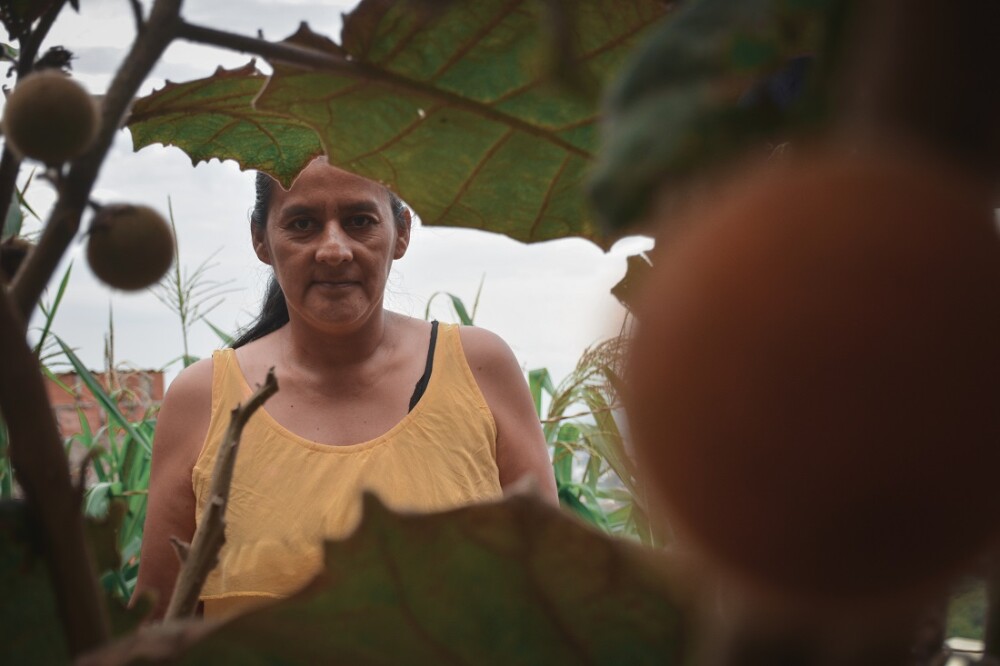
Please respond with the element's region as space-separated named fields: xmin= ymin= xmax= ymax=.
xmin=252 ymin=226 xmax=271 ymax=265
xmin=393 ymin=208 xmax=412 ymax=260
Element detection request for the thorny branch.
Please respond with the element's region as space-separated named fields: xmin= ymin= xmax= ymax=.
xmin=164 ymin=368 xmax=278 ymax=620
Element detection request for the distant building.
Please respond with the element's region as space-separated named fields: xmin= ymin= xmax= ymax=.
xmin=45 ymin=369 xmax=164 ymax=438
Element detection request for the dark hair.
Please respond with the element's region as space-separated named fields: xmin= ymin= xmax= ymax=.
xmin=231 ymin=170 xmax=409 ymax=348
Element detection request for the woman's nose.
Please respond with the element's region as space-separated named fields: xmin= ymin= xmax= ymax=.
xmin=315 ymin=224 xmax=353 ymax=264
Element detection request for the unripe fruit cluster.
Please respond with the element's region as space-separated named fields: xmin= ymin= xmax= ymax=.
xmin=1 ymin=69 xmax=99 ymax=165
xmin=86 ymin=204 xmax=174 ymax=291
xmin=627 ymin=147 xmax=1000 ymax=609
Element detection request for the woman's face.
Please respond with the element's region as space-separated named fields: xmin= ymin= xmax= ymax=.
xmin=252 ymin=159 xmax=410 ymax=332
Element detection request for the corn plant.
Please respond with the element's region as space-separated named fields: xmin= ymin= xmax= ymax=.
xmin=52 ymin=337 xmax=155 ymax=603
xmin=531 ymin=336 xmax=670 ymax=547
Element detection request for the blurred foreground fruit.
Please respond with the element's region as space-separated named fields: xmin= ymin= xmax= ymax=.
xmin=1 ymin=70 xmax=99 ymax=165
xmin=86 ymin=204 xmax=173 ymax=291
xmin=627 ymin=148 xmax=1000 ymax=608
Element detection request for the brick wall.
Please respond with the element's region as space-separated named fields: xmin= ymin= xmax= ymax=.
xmin=46 ymin=369 xmax=164 ymax=438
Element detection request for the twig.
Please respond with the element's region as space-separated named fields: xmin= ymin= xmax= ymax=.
xmin=9 ymin=0 xmax=184 ymax=323
xmin=129 ymin=0 xmax=145 ymax=34
xmin=164 ymin=368 xmax=278 ymax=620
xmin=0 ymin=285 xmax=110 ymax=654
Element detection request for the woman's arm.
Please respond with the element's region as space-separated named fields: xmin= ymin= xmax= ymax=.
xmin=459 ymin=326 xmax=558 ymax=505
xmin=133 ymin=357 xmax=213 ymax=620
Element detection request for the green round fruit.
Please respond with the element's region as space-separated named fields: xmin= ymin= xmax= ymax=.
xmin=1 ymin=69 xmax=98 ymax=165
xmin=86 ymin=204 xmax=174 ymax=291
xmin=627 ymin=147 xmax=1000 ymax=607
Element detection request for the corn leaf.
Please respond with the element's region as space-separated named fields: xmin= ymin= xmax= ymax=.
xmin=54 ymin=337 xmax=153 ymax=456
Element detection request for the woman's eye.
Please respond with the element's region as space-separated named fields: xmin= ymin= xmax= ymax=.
xmin=345 ymin=215 xmax=375 ymax=229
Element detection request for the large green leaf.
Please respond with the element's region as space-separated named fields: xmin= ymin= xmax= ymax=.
xmin=128 ymin=62 xmax=324 ymax=178
xmin=89 ymin=494 xmax=689 ymax=665
xmin=127 ymin=0 xmax=670 ymax=248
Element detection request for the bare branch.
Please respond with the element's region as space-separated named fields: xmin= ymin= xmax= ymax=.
xmin=75 ymin=619 xmax=215 ymax=666
xmin=129 ymin=0 xmax=146 ymax=34
xmin=164 ymin=368 xmax=279 ymax=620
xmin=9 ymin=0 xmax=184 ymax=323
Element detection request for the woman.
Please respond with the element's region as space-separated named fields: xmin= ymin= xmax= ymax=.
xmin=136 ymin=158 xmax=558 ymax=620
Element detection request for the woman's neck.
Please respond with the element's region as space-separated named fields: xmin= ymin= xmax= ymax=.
xmin=280 ymin=309 xmax=397 ymax=371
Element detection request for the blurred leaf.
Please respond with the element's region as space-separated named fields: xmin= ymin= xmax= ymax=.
xmin=589 ymin=0 xmax=837 ymax=232
xmin=157 ymin=493 xmax=689 ymax=664
xmin=0 ymin=501 xmax=68 ymax=664
xmin=129 ymin=0 xmax=670 ymax=248
xmin=2 ymin=196 xmax=22 ymax=240
xmin=611 ymin=252 xmax=653 ymax=312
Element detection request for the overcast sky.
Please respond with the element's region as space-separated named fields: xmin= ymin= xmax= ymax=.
xmin=18 ymin=0 xmax=652 ymax=387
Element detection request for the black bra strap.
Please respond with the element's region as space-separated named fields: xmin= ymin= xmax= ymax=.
xmin=408 ymin=320 xmax=439 ymax=412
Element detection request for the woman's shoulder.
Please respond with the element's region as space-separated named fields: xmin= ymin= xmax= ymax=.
xmin=456 ymin=325 xmax=517 ymax=369
xmin=163 ymin=356 xmax=214 ymax=405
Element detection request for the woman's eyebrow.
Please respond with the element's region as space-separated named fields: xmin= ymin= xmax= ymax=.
xmin=336 ymin=201 xmax=382 ymax=216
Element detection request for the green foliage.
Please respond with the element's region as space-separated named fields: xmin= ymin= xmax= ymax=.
xmin=53 ymin=338 xmax=154 ymax=604
xmin=589 ymin=0 xmax=842 ymax=232
xmin=128 ymin=0 xmax=670 ymax=248
xmin=948 ymin=579 xmax=987 ymax=640
xmin=532 ymin=337 xmax=668 ymax=546
xmin=168 ymin=494 xmax=688 ymax=664
xmin=154 ymin=198 xmax=235 ymax=368
xmin=424 ymin=275 xmax=484 ymax=326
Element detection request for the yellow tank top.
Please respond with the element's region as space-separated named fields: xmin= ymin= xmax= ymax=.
xmin=191 ymin=323 xmax=503 ymax=619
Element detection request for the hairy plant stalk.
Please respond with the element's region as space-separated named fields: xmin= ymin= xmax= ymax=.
xmin=164 ymin=368 xmax=278 ymax=619
xmin=0 ymin=286 xmax=110 ymax=653
xmin=10 ymin=0 xmax=185 ymax=322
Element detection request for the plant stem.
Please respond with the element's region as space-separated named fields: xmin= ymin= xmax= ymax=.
xmin=164 ymin=368 xmax=278 ymax=619
xmin=9 ymin=0 xmax=185 ymax=323
xmin=0 ymin=286 xmax=110 ymax=654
